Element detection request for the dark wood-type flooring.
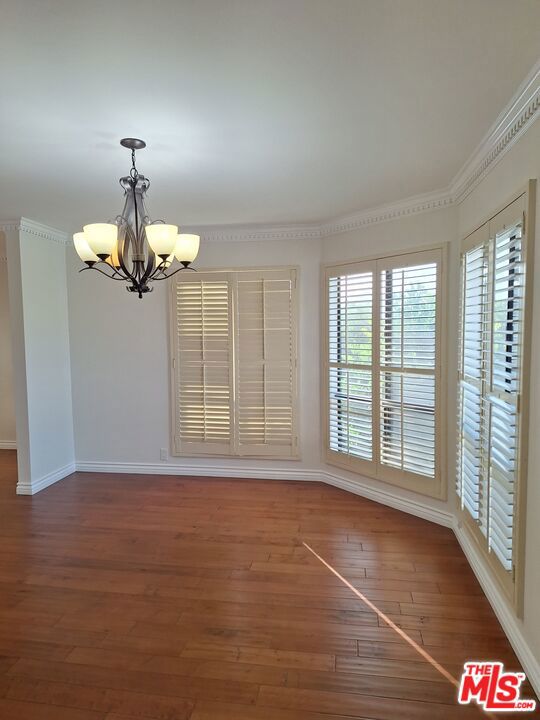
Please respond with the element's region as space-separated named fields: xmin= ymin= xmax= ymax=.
xmin=0 ymin=450 xmax=537 ymax=719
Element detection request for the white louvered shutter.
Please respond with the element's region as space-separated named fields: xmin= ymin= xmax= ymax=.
xmin=173 ymin=273 xmax=233 ymax=455
xmin=327 ymin=265 xmax=374 ymax=471
xmin=379 ymin=256 xmax=440 ymax=480
xmin=172 ymin=268 xmax=298 ymax=458
xmin=457 ymin=230 xmax=489 ymax=529
xmin=457 ymin=196 xmax=527 ymax=578
xmin=325 ymin=250 xmax=442 ymax=491
xmin=235 ymin=269 xmax=298 ymax=457
xmin=487 ymin=215 xmax=525 ymax=571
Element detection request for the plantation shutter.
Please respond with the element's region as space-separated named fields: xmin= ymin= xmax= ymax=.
xmin=173 ymin=273 xmax=233 ymax=455
xmin=457 ymin=225 xmax=489 ymax=527
xmin=325 ymin=248 xmax=442 ymax=494
xmin=235 ymin=269 xmax=297 ymax=456
xmin=457 ymin=195 xmax=527 ymax=578
xmin=487 ymin=203 xmax=525 ymax=571
xmin=379 ymin=254 xmax=440 ymax=482
xmin=172 ymin=268 xmax=298 ymax=458
xmin=327 ymin=263 xmax=374 ymax=475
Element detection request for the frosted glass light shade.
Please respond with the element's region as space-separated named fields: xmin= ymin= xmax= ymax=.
xmin=175 ymin=233 xmax=200 ymax=264
xmin=146 ymin=224 xmax=178 ymax=257
xmin=83 ymin=223 xmax=117 ymax=258
xmin=73 ymin=232 xmax=99 ymax=263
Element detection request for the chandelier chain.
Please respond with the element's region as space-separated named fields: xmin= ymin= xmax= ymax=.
xmin=130 ymin=148 xmax=138 ymax=181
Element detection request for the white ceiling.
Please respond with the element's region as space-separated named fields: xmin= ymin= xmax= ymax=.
xmin=1 ymin=0 xmax=539 ymax=232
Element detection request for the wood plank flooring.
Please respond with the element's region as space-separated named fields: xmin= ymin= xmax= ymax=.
xmin=0 ymin=449 xmax=537 ymax=719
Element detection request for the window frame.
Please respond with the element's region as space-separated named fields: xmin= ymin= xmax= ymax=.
xmin=322 ymin=244 xmax=448 ymax=500
xmin=169 ymin=265 xmax=300 ymax=460
xmin=457 ymin=182 xmax=536 ymax=615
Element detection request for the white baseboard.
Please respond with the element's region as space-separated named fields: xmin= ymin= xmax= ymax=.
xmin=0 ymin=440 xmax=16 ymax=450
xmin=75 ymin=461 xmax=322 ymax=483
xmin=16 ymin=461 xmax=76 ymax=495
xmin=453 ymin=519 xmax=540 ymax=697
xmin=321 ymin=470 xmax=454 ymax=528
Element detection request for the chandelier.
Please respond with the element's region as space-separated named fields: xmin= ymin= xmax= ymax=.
xmin=73 ymin=138 xmax=200 ymax=298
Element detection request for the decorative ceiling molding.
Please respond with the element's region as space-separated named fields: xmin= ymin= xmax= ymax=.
xmin=2 ymin=61 xmax=538 ymax=245
xmin=195 ymin=223 xmax=322 ymax=243
xmin=0 ymin=218 xmax=69 ymax=245
xmin=450 ymin=58 xmax=540 ymax=204
xmin=197 ymin=58 xmax=539 ymax=241
xmin=319 ymin=188 xmax=454 ymax=237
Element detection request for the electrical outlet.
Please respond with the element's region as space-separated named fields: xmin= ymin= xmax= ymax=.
xmin=160 ymin=448 xmax=168 ymax=461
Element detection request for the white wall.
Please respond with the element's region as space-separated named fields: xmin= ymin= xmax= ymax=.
xmin=456 ymin=118 xmax=540 ymax=670
xmin=4 ymin=221 xmax=75 ymax=493
xmin=67 ymin=237 xmax=322 ymax=479
xmin=0 ymin=247 xmax=16 ymax=448
xmin=321 ymin=206 xmax=458 ymax=516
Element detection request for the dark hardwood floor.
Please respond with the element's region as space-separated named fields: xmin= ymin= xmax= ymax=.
xmin=0 ymin=449 xmax=536 ymax=719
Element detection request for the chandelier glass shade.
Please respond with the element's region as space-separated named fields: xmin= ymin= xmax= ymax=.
xmin=73 ymin=138 xmax=200 ymax=298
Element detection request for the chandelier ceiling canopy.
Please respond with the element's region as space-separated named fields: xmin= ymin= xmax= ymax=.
xmin=73 ymin=138 xmax=200 ymax=298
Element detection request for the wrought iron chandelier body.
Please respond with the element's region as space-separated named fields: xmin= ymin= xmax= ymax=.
xmin=73 ymin=138 xmax=200 ymax=298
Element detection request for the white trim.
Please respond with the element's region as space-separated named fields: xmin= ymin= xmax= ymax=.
xmin=196 ymin=224 xmax=322 ymax=243
xmin=0 ymin=218 xmax=69 ymax=245
xmin=76 ymin=461 xmax=320 ymax=483
xmin=453 ymin=518 xmax=540 ymax=697
xmin=321 ymin=470 xmax=453 ymax=528
xmin=75 ymin=460 xmax=452 ymax=526
xmin=0 ymin=441 xmax=16 ymax=450
xmin=451 ymin=59 xmax=540 ymax=203
xmin=188 ymin=59 xmax=540 ymax=240
xmin=1 ymin=62 xmax=538 ymax=245
xmin=320 ymin=188 xmax=454 ymax=237
xmin=16 ymin=462 xmax=76 ymax=495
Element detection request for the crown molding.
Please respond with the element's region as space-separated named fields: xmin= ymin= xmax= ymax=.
xmin=196 ymin=58 xmax=539 ymax=240
xmin=450 ymin=58 xmax=540 ymax=203
xmin=319 ymin=188 xmax=454 ymax=237
xmin=0 ymin=218 xmax=69 ymax=245
xmin=1 ymin=62 xmax=538 ymax=245
xmin=193 ymin=223 xmax=322 ymax=243
xmin=188 ymin=189 xmax=454 ymax=243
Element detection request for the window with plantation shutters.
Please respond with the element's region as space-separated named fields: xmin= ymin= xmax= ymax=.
xmin=173 ymin=273 xmax=233 ymax=455
xmin=328 ymin=270 xmax=374 ymax=469
xmin=324 ymin=248 xmax=444 ymax=497
xmin=171 ymin=268 xmax=298 ymax=458
xmin=457 ymin=188 xmax=534 ymax=607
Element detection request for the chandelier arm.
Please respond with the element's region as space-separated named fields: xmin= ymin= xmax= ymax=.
xmin=79 ymin=265 xmax=128 ymax=281
xmin=151 ymin=265 xmax=197 ymax=281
